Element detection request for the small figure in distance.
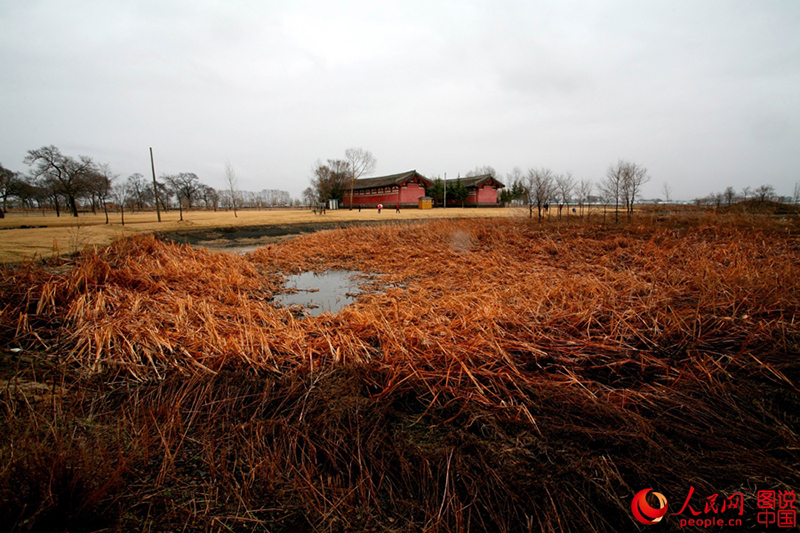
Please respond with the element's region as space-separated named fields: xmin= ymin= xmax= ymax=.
xmin=396 ymin=203 xmax=400 ymax=213
xmin=378 ymin=203 xmax=382 ymax=213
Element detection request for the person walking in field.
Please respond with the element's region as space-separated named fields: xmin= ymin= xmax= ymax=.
xmin=378 ymin=203 xmax=382 ymax=213
xmin=396 ymin=203 xmax=400 ymax=213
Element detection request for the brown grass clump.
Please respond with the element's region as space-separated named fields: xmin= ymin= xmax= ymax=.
xmin=1 ymin=216 xmax=799 ymax=531
xmin=4 ymin=235 xmax=291 ymax=379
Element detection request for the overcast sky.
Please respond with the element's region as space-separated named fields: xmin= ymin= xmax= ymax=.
xmin=1 ymin=0 xmax=798 ymax=200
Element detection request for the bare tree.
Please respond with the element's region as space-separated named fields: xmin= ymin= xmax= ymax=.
xmin=302 ymin=187 xmax=316 ymax=207
xmin=113 ymin=179 xmax=129 ymax=226
xmin=755 ymin=185 xmax=775 ymax=202
xmin=599 ymin=161 xmax=625 ymax=223
xmin=24 ymin=146 xmax=96 ymax=217
xmin=95 ymin=163 xmax=116 ymax=224
xmin=466 ymin=165 xmax=497 ymax=178
xmin=0 ymin=163 xmax=15 ymax=218
xmin=578 ymin=179 xmax=593 ymax=218
xmin=224 ymin=160 xmax=239 ymax=217
xmin=199 ymin=184 xmax=220 ymax=211
xmin=525 ymin=167 xmax=556 ymax=221
xmin=661 ymin=182 xmax=673 ymax=204
xmin=126 ymin=173 xmax=150 ymax=211
xmin=12 ymin=174 xmax=41 ymax=213
xmin=154 ymin=181 xmax=170 ymax=212
xmin=723 ymin=186 xmax=736 ymax=206
xmin=164 ymin=172 xmax=201 ymax=219
xmin=312 ymin=159 xmax=350 ymax=204
xmin=163 ymin=174 xmax=194 ymax=221
xmin=555 ymin=172 xmax=575 ymax=218
xmin=622 ymin=161 xmax=649 ymax=221
xmin=345 ymin=148 xmax=376 ymax=210
xmin=506 ymin=167 xmax=523 ymax=185
xmin=599 ymin=182 xmax=614 ymax=224
xmin=708 ymin=191 xmax=723 ymax=209
xmin=741 ymin=186 xmax=751 ymax=201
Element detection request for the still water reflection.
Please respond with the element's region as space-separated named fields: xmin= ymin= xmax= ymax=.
xmin=273 ymin=270 xmax=363 ymax=317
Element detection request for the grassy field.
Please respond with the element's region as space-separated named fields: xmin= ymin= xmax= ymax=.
xmin=0 ymin=207 xmax=528 ymax=264
xmin=1 ymin=213 xmax=798 ymax=531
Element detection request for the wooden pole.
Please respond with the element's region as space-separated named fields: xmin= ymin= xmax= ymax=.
xmin=150 ymin=147 xmax=161 ymax=222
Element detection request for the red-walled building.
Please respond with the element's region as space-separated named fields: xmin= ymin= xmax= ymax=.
xmin=343 ymin=171 xmax=505 ymax=208
xmin=344 ymin=170 xmax=433 ymax=208
xmin=444 ymin=174 xmax=505 ymax=207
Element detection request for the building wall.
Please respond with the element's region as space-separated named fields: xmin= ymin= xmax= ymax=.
xmin=445 ymin=184 xmax=500 ymax=206
xmin=399 ymin=183 xmax=426 ymax=203
xmin=344 ymin=181 xmax=500 ymax=207
xmin=475 ymin=184 xmax=499 ymax=204
xmin=345 ymin=182 xmax=426 ymax=207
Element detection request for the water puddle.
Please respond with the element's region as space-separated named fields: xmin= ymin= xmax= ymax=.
xmin=223 ymin=246 xmax=260 ymax=255
xmin=273 ymin=270 xmax=364 ymax=317
xmin=201 ymin=245 xmax=261 ymax=255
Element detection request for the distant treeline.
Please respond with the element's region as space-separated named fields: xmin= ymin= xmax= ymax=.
xmin=0 ymin=145 xmax=297 ymax=218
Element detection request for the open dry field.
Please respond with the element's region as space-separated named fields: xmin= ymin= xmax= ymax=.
xmin=0 ymin=207 xmax=527 ymax=264
xmin=1 ymin=213 xmax=799 ymax=531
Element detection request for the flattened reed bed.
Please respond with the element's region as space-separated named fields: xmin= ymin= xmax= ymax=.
xmin=1 ymin=217 xmax=799 ymax=531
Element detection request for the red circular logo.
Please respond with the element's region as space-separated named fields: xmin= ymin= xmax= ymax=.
xmin=632 ymin=489 xmax=668 ymax=525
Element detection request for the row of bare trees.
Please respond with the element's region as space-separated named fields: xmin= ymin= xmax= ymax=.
xmin=0 ymin=146 xmax=295 ymax=220
xmin=110 ymin=171 xmax=294 ymax=223
xmin=0 ymin=146 xmax=117 ymax=219
xmin=499 ymin=160 xmax=650 ymax=222
xmin=504 ymin=162 xmax=796 ymax=222
xmin=698 ymin=184 xmax=798 ymax=208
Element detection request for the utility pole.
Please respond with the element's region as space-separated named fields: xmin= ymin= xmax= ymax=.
xmin=150 ymin=147 xmax=161 ymax=222
xmin=443 ymin=172 xmax=447 ymax=208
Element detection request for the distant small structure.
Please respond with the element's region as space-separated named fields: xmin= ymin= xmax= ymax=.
xmin=418 ymin=196 xmax=433 ymax=209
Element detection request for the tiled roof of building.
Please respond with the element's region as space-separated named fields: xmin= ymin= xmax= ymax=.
xmin=353 ymin=170 xmax=433 ymax=190
xmin=451 ymin=174 xmax=506 ymax=189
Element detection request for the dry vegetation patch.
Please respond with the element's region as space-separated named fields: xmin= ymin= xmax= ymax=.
xmin=0 ymin=207 xmax=526 ymax=264
xmin=1 ymin=216 xmax=799 ymax=531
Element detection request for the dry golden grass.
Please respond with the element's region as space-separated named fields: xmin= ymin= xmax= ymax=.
xmin=0 ymin=207 xmax=526 ymax=264
xmin=1 ymin=214 xmax=799 ymax=531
